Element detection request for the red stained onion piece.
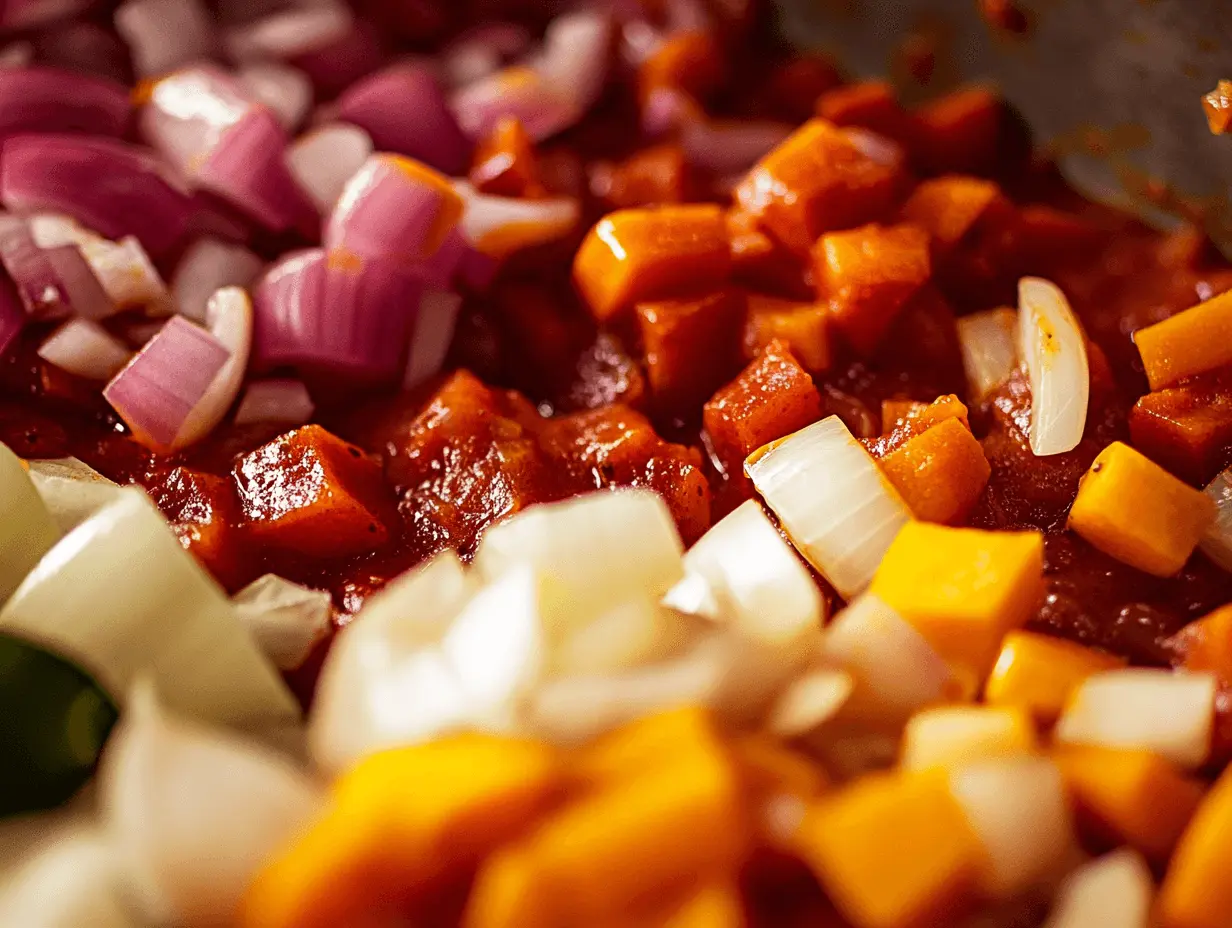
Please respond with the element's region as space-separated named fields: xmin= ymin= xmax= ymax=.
xmin=325 ymin=154 xmax=462 ymax=263
xmin=234 ymin=377 xmax=313 ymax=426
xmin=32 ymin=22 xmax=129 ymax=83
xmin=442 ymin=23 xmax=530 ymax=86
xmin=285 ymin=122 xmax=372 ymax=215
xmin=172 ymin=236 xmax=263 ymax=322
xmin=0 ymin=215 xmax=113 ymax=319
xmin=0 ymin=66 xmax=130 ymax=138
xmin=455 ymin=182 xmax=580 ymax=259
xmin=0 ymin=42 xmax=31 ymax=68
xmin=103 ymin=315 xmax=230 ymax=451
xmin=252 ymin=248 xmax=422 ymax=383
xmin=237 ymin=62 xmax=313 ymax=131
xmin=2 ymin=0 xmax=91 ymax=31
xmin=175 ymin=285 xmax=252 ymax=447
xmin=139 ymin=66 xmax=249 ymax=180
xmin=38 ymin=318 xmax=132 ymax=380
xmin=1 ymin=134 xmax=195 ymax=258
xmin=336 ymin=63 xmax=469 ymax=174
xmin=114 ymin=0 xmax=216 ymax=78
xmin=680 ymin=118 xmax=793 ymax=175
xmin=403 ymin=289 xmax=460 ymax=389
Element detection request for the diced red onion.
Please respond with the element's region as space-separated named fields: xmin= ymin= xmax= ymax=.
xmin=326 ymin=154 xmax=463 ymax=263
xmin=174 ymin=285 xmax=252 ymax=448
xmin=2 ymin=0 xmax=90 ymax=31
xmin=456 ymin=181 xmax=580 ymax=259
xmin=172 ymin=236 xmax=263 ymax=322
xmin=114 ymin=0 xmax=216 ymax=78
xmin=31 ymin=22 xmax=129 ymax=83
xmin=680 ymin=118 xmax=793 ymax=175
xmin=1 ymin=134 xmax=195 ymax=258
xmin=289 ymin=18 xmax=383 ymax=98
xmin=234 ymin=378 xmax=313 ymax=426
xmin=0 ymin=272 xmax=19 ymax=358
xmin=139 ymin=65 xmax=245 ymax=155
xmin=0 ymin=215 xmax=113 ymax=319
xmin=38 ymin=318 xmax=132 ymax=380
xmin=237 ymin=62 xmax=312 ymax=132
xmin=337 ymin=62 xmax=470 ymax=174
xmin=442 ymin=23 xmax=530 ymax=86
xmin=404 ymin=289 xmax=461 ymax=388
xmin=225 ymin=1 xmax=351 ymax=61
xmin=640 ymin=85 xmax=694 ymax=136
xmin=0 ymin=42 xmax=31 ymax=68
xmin=531 ymin=10 xmax=611 ymax=116
xmin=285 ymin=122 xmax=372 ymax=215
xmin=78 ymin=235 xmax=171 ymax=314
xmin=103 ymin=315 xmax=231 ymax=451
xmin=0 ymin=66 xmax=131 ymax=138
xmin=252 ymin=248 xmax=423 ymax=382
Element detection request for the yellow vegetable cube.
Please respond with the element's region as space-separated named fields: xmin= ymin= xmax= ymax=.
xmin=660 ymin=885 xmax=747 ymax=928
xmin=1068 ymin=441 xmax=1215 ymax=577
xmin=900 ymin=705 xmax=1038 ymax=771
xmin=985 ymin=631 xmax=1127 ymax=724
xmin=574 ymin=705 xmax=723 ymax=786
xmin=798 ymin=772 xmax=985 ymax=928
xmin=869 ymin=522 xmax=1045 ymax=676
xmin=463 ymin=848 xmax=553 ymax=928
xmin=1133 ymin=288 xmax=1232 ymax=390
xmin=1159 ymin=764 xmax=1232 ymax=928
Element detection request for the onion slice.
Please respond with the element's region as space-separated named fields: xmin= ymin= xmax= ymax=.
xmin=232 ymin=574 xmax=330 ymax=672
xmin=234 ymin=379 xmax=314 ymax=427
xmin=114 ymin=0 xmax=216 ymax=78
xmin=171 ymin=237 xmax=263 ymax=323
xmin=0 ymin=66 xmax=131 ymax=138
xmin=1045 ymin=850 xmax=1154 ymax=928
xmin=957 ymin=307 xmax=1019 ymax=400
xmin=38 ymin=319 xmax=132 ymax=381
xmin=1018 ymin=277 xmax=1089 ymax=456
xmin=237 ymin=63 xmax=312 ymax=132
xmin=285 ymin=122 xmax=372 ymax=216
xmin=746 ymin=415 xmax=912 ymax=599
xmin=25 ymin=457 xmax=120 ymax=535
xmin=0 ymin=216 xmax=113 ymax=320
xmin=0 ymin=442 xmax=60 ymax=606
xmin=456 ymin=181 xmax=579 ymax=259
xmin=173 ymin=286 xmax=253 ymax=450
xmin=1201 ymin=468 xmax=1232 ymax=572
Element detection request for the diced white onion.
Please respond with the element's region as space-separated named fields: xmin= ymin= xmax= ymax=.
xmin=767 ymin=668 xmax=853 ymax=737
xmin=1045 ymin=850 xmax=1154 ymax=928
xmin=1200 ymin=468 xmax=1232 ymax=572
xmin=173 ymin=287 xmax=252 ymax=449
xmin=1055 ymin=669 xmax=1215 ymax=768
xmin=901 ymin=706 xmax=1035 ymax=771
xmin=38 ymin=319 xmax=133 ymax=381
xmin=172 ymin=238 xmax=264 ymax=324
xmin=0 ymin=488 xmax=298 ymax=731
xmin=286 ymin=122 xmax=373 ymax=216
xmin=403 ymin=289 xmax=462 ymax=390
xmin=746 ymin=416 xmax=911 ymax=599
xmin=957 ymin=307 xmax=1019 ymax=400
xmin=948 ymin=757 xmax=1075 ymax=900
xmin=821 ymin=593 xmax=953 ymax=723
xmin=26 ymin=458 xmax=120 ymax=534
xmin=232 ymin=574 xmax=330 ymax=672
xmin=237 ymin=62 xmax=313 ymax=132
xmin=0 ymin=443 xmax=60 ymax=605
xmin=552 ymin=594 xmax=680 ymax=676
xmin=1018 ymin=277 xmax=1089 ymax=456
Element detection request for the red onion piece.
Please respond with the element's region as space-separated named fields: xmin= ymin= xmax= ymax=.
xmin=1 ymin=134 xmax=195 ymax=258
xmin=289 ymin=18 xmax=383 ymax=98
xmin=0 ymin=66 xmax=131 ymax=138
xmin=175 ymin=285 xmax=252 ymax=448
xmin=442 ymin=23 xmax=530 ymax=86
xmin=0 ymin=42 xmax=31 ymax=68
xmin=172 ymin=236 xmax=263 ymax=322
xmin=234 ymin=378 xmax=313 ymax=426
xmin=680 ymin=118 xmax=793 ymax=175
xmin=38 ymin=318 xmax=132 ymax=380
xmin=403 ymin=289 xmax=460 ymax=388
xmin=336 ymin=63 xmax=469 ymax=174
xmin=455 ymin=181 xmax=580 ymax=259
xmin=2 ymin=0 xmax=91 ymax=31
xmin=114 ymin=0 xmax=216 ymax=78
xmin=79 ymin=235 xmax=171 ymax=314
xmin=325 ymin=154 xmax=463 ymax=263
xmin=532 ymin=10 xmax=611 ymax=116
xmin=31 ymin=22 xmax=130 ymax=83
xmin=237 ymin=62 xmax=313 ymax=132
xmin=285 ymin=122 xmax=372 ymax=215
xmin=103 ymin=315 xmax=231 ymax=451
xmin=0 ymin=215 xmax=113 ymax=319
xmin=252 ymin=248 xmax=423 ymax=382
xmin=0 ymin=271 xmax=21 ymax=357
xmin=226 ymin=2 xmax=351 ymax=61
xmin=139 ymin=66 xmax=250 ymax=181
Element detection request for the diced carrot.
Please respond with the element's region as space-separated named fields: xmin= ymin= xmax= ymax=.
xmin=880 ymin=400 xmax=926 ymax=433
xmin=878 ymin=416 xmax=991 ymax=524
xmin=574 ymin=706 xmax=724 ymax=786
xmin=702 ymin=340 xmax=824 ymax=486
xmin=469 ymin=116 xmax=544 ymax=198
xmin=912 ymin=86 xmax=1005 ymax=175
xmin=867 ymin=393 xmax=971 ymax=457
xmin=871 ymin=522 xmax=1045 ymax=678
xmin=984 ymin=631 xmax=1127 ymax=725
xmin=573 ymin=205 xmax=731 ymax=322
xmin=726 ymin=209 xmax=808 ymax=297
xmin=901 ymin=705 xmax=1037 ymax=771
xmin=814 ymin=80 xmax=914 ymax=146
xmin=147 ymin=465 xmax=248 ymax=590
xmin=592 ymin=144 xmax=692 ymax=209
xmin=1133 ymin=289 xmax=1232 ymax=391
xmin=797 ymin=772 xmax=985 ymax=928
xmin=899 ymin=175 xmax=1004 ymax=254
xmin=742 ymin=292 xmax=831 ymax=374
xmin=636 ymin=290 xmax=745 ymax=414
xmin=815 ymin=222 xmax=932 ymax=354
xmin=733 ymin=118 xmax=906 ymax=255
xmin=1158 ymin=763 xmax=1232 ymax=928
xmin=1067 ymin=441 xmax=1216 ymax=577
xmin=240 ymin=736 xmax=562 ymax=928
xmin=639 ymin=29 xmax=724 ymax=101
xmin=1129 ymin=373 xmax=1232 ymax=485
xmin=232 ymin=424 xmax=394 ymax=560
xmin=1052 ymin=744 xmax=1205 ymax=864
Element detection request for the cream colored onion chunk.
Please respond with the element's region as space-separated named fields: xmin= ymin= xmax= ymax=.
xmin=1201 ymin=467 xmax=1232 ymax=572
xmin=957 ymin=307 xmax=1019 ymax=400
xmin=1045 ymin=850 xmax=1154 ymax=928
xmin=745 ymin=415 xmax=911 ymax=599
xmin=1055 ymin=668 xmax=1216 ymax=769
xmin=100 ymin=684 xmax=321 ymax=928
xmin=0 ymin=488 xmax=298 ymax=730
xmin=0 ymin=442 xmax=60 ymax=604
xmin=26 ymin=457 xmax=121 ymax=534
xmin=1018 ymin=277 xmax=1089 ymax=456
xmin=232 ymin=574 xmax=331 ymax=672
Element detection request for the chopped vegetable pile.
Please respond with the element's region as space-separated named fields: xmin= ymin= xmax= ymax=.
xmin=3 ymin=1 xmax=1232 ymax=927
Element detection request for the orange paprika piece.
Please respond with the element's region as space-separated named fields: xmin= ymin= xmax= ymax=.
xmin=573 ymin=205 xmax=731 ymax=322
xmin=880 ymin=399 xmax=926 ymax=433
xmin=899 ymin=175 xmax=1005 ymax=256
xmin=733 ymin=118 xmax=907 ymax=255
xmin=636 ymin=290 xmax=745 ymax=415
xmin=638 ymin=29 xmax=725 ymax=103
xmin=815 ymin=222 xmax=932 ymax=355
xmin=1129 ymin=370 xmax=1232 ymax=485
xmin=232 ymin=424 xmax=395 ymax=559
xmin=912 ymin=86 xmax=1005 ymax=176
xmin=878 ymin=416 xmax=991 ymax=524
xmin=742 ymin=292 xmax=831 ymax=374
xmin=1133 ymin=288 xmax=1232 ymax=391
xmin=591 ymin=143 xmax=692 ymax=209
xmin=147 ymin=465 xmax=248 ymax=590
xmin=469 ymin=116 xmax=544 ymax=198
xmin=815 ymin=80 xmax=914 ymax=147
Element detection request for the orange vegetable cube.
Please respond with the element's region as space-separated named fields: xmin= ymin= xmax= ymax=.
xmin=1130 ymin=374 xmax=1232 ymax=484
xmin=733 ymin=118 xmax=906 ymax=255
xmin=1052 ymin=744 xmax=1205 ymax=864
xmin=900 ymin=705 xmax=1038 ymax=771
xmin=815 ymin=80 xmax=913 ymax=145
xmin=869 ymin=393 xmax=972 ymax=457
xmin=147 ymin=465 xmax=247 ymax=590
xmin=742 ymin=292 xmax=831 ymax=374
xmin=232 ymin=424 xmax=394 ymax=559
xmin=985 ymin=631 xmax=1127 ymax=724
xmin=1159 ymin=763 xmax=1232 ymax=928
xmin=899 ymin=175 xmax=1004 ymax=254
xmin=870 ymin=522 xmax=1045 ymax=677
xmin=575 ymin=706 xmax=724 ymax=786
xmin=798 ymin=772 xmax=985 ymax=928
xmin=881 ymin=400 xmax=926 ymax=433
xmin=1068 ymin=441 xmax=1215 ymax=577
xmin=1170 ymin=604 xmax=1232 ymax=688
xmin=638 ymin=29 xmax=724 ymax=100
xmin=573 ymin=205 xmax=731 ymax=321
xmin=241 ymin=736 xmax=562 ymax=928
xmin=594 ymin=143 xmax=692 ymax=209
xmin=878 ymin=416 xmax=991 ymax=524
xmin=1133 ymin=289 xmax=1232 ymax=391
xmin=815 ymin=222 xmax=932 ymax=354
xmin=636 ymin=290 xmax=745 ymax=414
xmin=469 ymin=116 xmax=543 ymax=198
xmin=912 ymin=86 xmax=1004 ymax=175
xmin=659 ymin=884 xmax=747 ymax=928
xmin=463 ymin=848 xmax=555 ymax=928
